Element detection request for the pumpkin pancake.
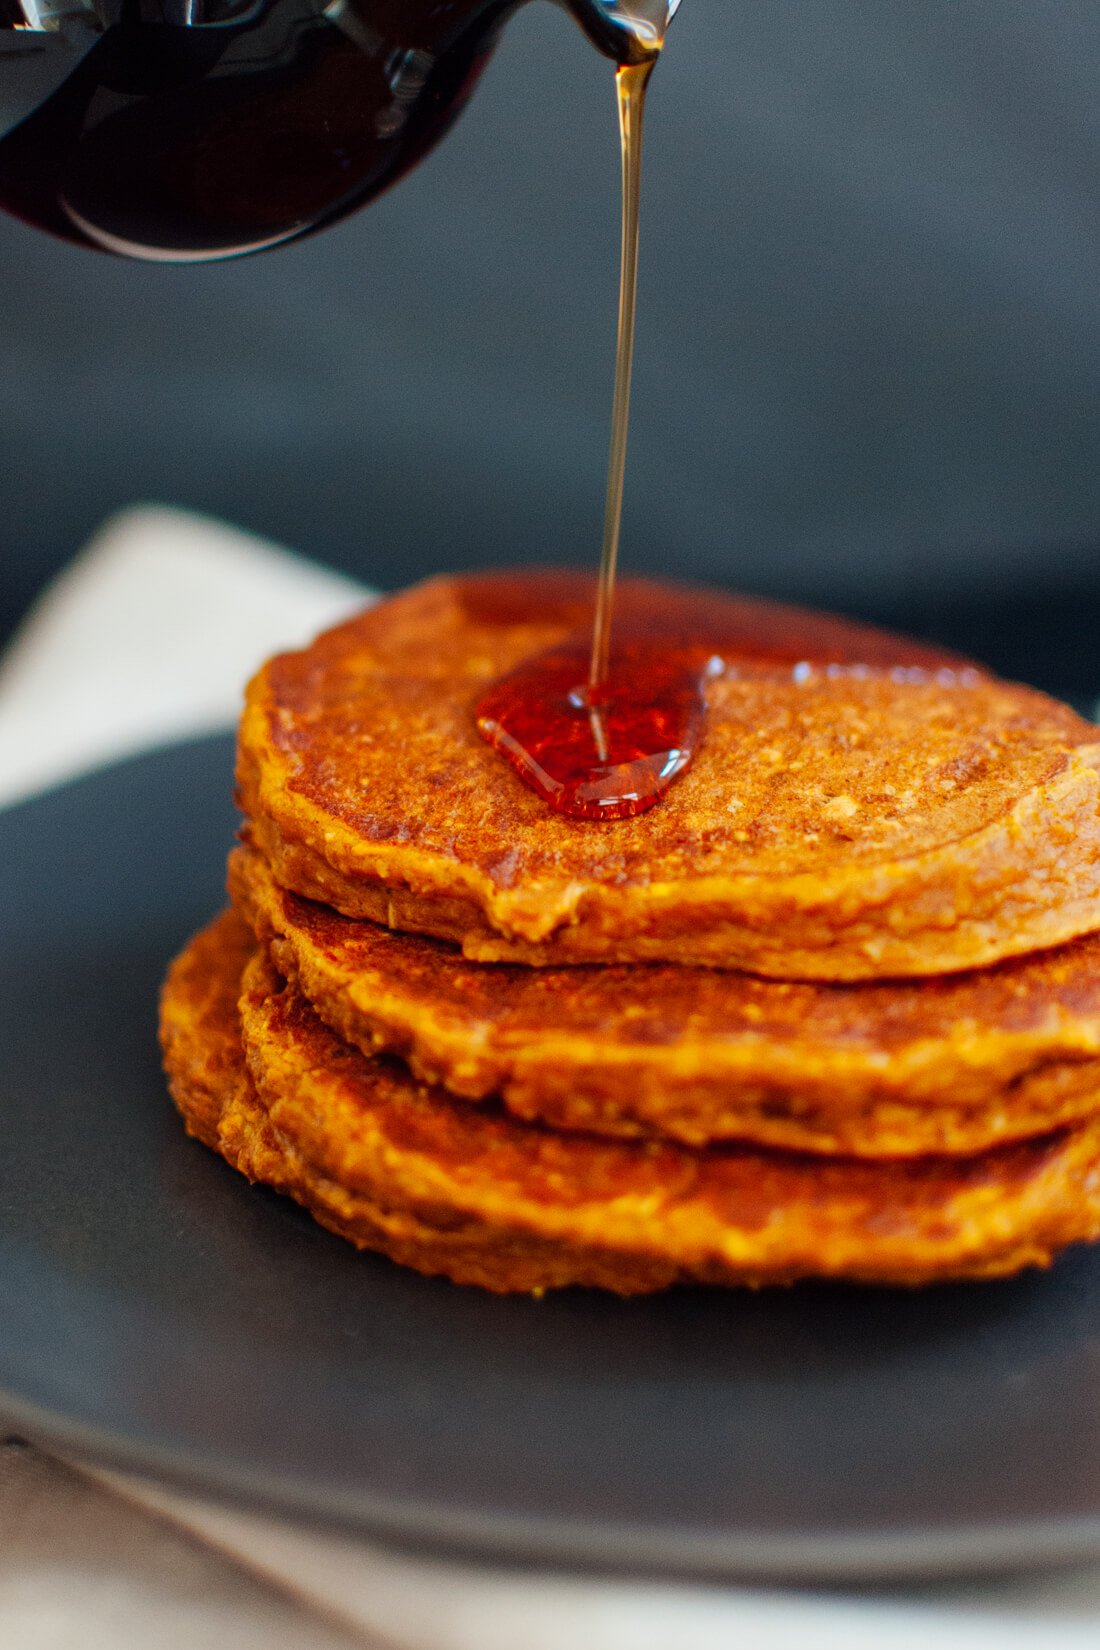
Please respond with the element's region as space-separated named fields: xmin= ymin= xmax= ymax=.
xmin=160 ymin=912 xmax=1100 ymax=1293
xmin=230 ymin=842 xmax=1100 ymax=1156
xmin=237 ymin=573 xmax=1100 ymax=980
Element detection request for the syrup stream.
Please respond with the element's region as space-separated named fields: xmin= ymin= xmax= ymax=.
xmin=477 ymin=32 xmax=696 ymax=822
xmin=588 ymin=57 xmax=657 ymax=703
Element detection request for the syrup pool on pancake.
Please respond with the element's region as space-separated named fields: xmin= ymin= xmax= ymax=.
xmin=475 ymin=580 xmax=982 ymax=822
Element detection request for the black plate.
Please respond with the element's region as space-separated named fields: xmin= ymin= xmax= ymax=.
xmin=4 ymin=735 xmax=1100 ymax=1582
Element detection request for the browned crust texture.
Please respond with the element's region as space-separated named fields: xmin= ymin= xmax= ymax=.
xmin=160 ymin=914 xmax=1100 ymax=1294
xmin=227 ymin=843 xmax=1100 ymax=1157
xmin=237 ymin=573 xmax=1100 ymax=980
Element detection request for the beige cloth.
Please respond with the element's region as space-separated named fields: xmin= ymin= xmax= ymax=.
xmin=0 ymin=1441 xmax=372 ymax=1649
xmin=4 ymin=506 xmax=1100 ymax=1649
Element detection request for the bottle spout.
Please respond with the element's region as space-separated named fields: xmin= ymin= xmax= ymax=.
xmin=563 ymin=0 xmax=681 ymax=64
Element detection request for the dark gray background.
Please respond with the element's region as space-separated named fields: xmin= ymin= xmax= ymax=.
xmin=3 ymin=0 xmax=1100 ymax=696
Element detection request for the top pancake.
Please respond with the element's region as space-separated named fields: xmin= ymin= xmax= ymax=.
xmin=237 ymin=572 xmax=1100 ymax=979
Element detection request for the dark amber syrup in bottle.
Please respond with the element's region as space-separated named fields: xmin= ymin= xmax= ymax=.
xmin=0 ymin=0 xmax=513 ymax=258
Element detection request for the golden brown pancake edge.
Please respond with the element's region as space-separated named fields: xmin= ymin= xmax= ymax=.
xmin=160 ymin=913 xmax=1100 ymax=1293
xmin=228 ymin=842 xmax=1100 ymax=1156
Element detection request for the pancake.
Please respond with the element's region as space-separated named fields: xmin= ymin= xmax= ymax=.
xmin=158 ymin=906 xmax=253 ymax=1152
xmin=230 ymin=842 xmax=1100 ymax=1156
xmin=160 ymin=912 xmax=1100 ymax=1293
xmin=237 ymin=572 xmax=1100 ymax=980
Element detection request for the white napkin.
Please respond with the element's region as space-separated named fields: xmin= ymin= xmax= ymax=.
xmin=6 ymin=505 xmax=1100 ymax=1650
xmin=0 ymin=505 xmax=367 ymax=809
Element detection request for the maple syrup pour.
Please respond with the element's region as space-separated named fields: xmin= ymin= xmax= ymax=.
xmin=589 ymin=56 xmax=655 ymax=694
xmin=478 ymin=47 xmax=672 ymax=821
xmin=476 ymin=8 xmax=971 ymax=824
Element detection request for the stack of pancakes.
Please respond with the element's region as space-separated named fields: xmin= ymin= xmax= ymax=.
xmin=161 ymin=573 xmax=1100 ymax=1293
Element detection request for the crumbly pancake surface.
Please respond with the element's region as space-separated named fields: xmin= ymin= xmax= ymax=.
xmin=237 ymin=573 xmax=1100 ymax=979
xmin=160 ymin=914 xmax=1100 ymax=1293
xmin=228 ymin=843 xmax=1100 ymax=1156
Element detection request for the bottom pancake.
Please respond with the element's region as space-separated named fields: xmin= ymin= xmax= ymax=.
xmin=161 ymin=912 xmax=1100 ymax=1295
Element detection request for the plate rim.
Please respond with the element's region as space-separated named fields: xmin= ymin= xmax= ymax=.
xmin=9 ymin=1384 xmax=1100 ymax=1583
